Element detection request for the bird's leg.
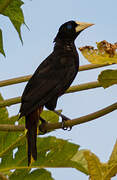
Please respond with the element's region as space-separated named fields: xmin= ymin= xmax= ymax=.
xmin=53 ymin=110 xmax=72 ymax=131
xmin=39 ymin=116 xmax=48 ymax=133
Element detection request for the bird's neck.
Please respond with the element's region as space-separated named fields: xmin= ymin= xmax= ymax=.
xmin=54 ymin=39 xmax=76 ymax=53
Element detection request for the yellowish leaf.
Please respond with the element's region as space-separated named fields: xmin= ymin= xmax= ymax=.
xmin=104 ymin=163 xmax=117 ymax=180
xmin=71 ymin=150 xmax=88 ymax=172
xmin=79 ymin=40 xmax=117 ymax=64
xmin=103 ymin=140 xmax=117 ymax=179
xmin=108 ymin=140 xmax=117 ymax=165
xmin=84 ymin=150 xmax=104 ymax=180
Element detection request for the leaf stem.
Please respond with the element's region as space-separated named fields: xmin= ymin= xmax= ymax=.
xmin=0 ymin=81 xmax=101 ymax=108
xmin=0 ymin=102 xmax=116 ymax=132
xmin=0 ymin=96 xmax=21 ymax=107
xmin=79 ymin=63 xmax=114 ymax=71
xmin=66 ymin=81 xmax=101 ymax=93
xmin=0 ymin=64 xmax=113 ymax=88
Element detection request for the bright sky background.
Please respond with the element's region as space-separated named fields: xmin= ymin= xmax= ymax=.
xmin=0 ymin=0 xmax=117 ymax=179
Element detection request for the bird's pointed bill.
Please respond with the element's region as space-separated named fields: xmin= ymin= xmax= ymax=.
xmin=75 ymin=21 xmax=94 ymax=32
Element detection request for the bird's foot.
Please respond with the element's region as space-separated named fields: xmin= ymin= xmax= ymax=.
xmin=61 ymin=114 xmax=72 ymax=131
xmin=53 ymin=110 xmax=72 ymax=131
xmin=39 ymin=117 xmax=48 ymax=134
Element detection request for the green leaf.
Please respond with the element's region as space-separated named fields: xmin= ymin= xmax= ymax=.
xmin=0 ymin=93 xmax=88 ymax=177
xmin=0 ymin=93 xmax=23 ymax=157
xmin=0 ymin=93 xmax=10 ymax=154
xmin=79 ymin=40 xmax=117 ymax=64
xmin=0 ymin=92 xmax=26 ymax=177
xmin=0 ymin=0 xmax=25 ymax=43
xmin=0 ymin=29 xmax=5 ymax=57
xmin=98 ymin=69 xmax=117 ymax=88
xmin=0 ymin=136 xmax=88 ymax=176
xmin=35 ymin=137 xmax=88 ymax=174
xmin=18 ymin=110 xmax=61 ymax=127
xmin=41 ymin=110 xmax=62 ymax=123
xmin=0 ymin=93 xmax=9 ymax=124
xmin=9 ymin=169 xmax=54 ymax=180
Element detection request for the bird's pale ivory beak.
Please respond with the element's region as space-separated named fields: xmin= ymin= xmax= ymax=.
xmin=75 ymin=21 xmax=94 ymax=32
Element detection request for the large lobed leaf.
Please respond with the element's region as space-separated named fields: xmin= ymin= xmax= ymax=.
xmin=1 ymin=90 xmax=117 ymax=179
xmin=0 ymin=93 xmax=25 ymax=165
xmin=0 ymin=93 xmax=88 ymax=179
xmin=0 ymin=94 xmax=21 ymax=157
xmin=79 ymin=40 xmax=117 ymax=64
xmin=0 ymin=136 xmax=89 ymax=179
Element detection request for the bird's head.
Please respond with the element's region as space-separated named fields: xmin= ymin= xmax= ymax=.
xmin=54 ymin=20 xmax=94 ymax=42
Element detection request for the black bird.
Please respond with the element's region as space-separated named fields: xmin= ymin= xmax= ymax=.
xmin=19 ymin=20 xmax=93 ymax=166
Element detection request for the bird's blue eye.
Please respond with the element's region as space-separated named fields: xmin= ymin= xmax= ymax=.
xmin=67 ymin=24 xmax=72 ymax=29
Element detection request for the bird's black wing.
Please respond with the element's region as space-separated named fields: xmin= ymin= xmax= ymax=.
xmin=20 ymin=52 xmax=79 ymax=116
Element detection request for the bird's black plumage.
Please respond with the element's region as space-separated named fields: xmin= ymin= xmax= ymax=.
xmin=19 ymin=20 xmax=93 ymax=165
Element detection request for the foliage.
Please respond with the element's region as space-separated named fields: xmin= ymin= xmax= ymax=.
xmin=0 ymin=94 xmax=89 ymax=179
xmin=78 ymin=40 xmax=117 ymax=179
xmin=79 ymin=40 xmax=117 ymax=89
xmin=0 ymin=0 xmax=25 ymax=56
xmin=0 ymin=92 xmax=117 ymax=179
xmin=84 ymin=141 xmax=117 ymax=180
xmin=98 ymin=69 xmax=117 ymax=88
xmin=79 ymin=40 xmax=117 ymax=64
xmin=0 ymin=1 xmax=117 ymax=179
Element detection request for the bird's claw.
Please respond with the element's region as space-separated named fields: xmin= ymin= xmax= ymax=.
xmin=61 ymin=116 xmax=72 ymax=131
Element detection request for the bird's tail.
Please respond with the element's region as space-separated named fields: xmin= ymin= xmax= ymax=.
xmin=25 ymin=107 xmax=43 ymax=166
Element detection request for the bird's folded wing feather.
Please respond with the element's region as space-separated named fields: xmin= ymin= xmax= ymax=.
xmin=20 ymin=53 xmax=78 ymax=115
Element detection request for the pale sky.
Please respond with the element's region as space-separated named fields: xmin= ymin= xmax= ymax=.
xmin=0 ymin=0 xmax=117 ymax=179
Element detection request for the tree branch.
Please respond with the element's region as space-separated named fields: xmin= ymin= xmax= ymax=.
xmin=0 ymin=63 xmax=113 ymax=88
xmin=0 ymin=124 xmax=24 ymax=131
xmin=66 ymin=81 xmax=101 ymax=93
xmin=0 ymin=75 xmax=31 ymax=88
xmin=0 ymin=81 xmax=101 ymax=108
xmin=0 ymin=102 xmax=116 ymax=132
xmin=0 ymin=96 xmax=21 ymax=107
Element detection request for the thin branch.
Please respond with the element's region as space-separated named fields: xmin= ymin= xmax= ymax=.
xmin=0 ymin=96 xmax=21 ymax=107
xmin=66 ymin=81 xmax=101 ymax=93
xmin=0 ymin=75 xmax=31 ymax=88
xmin=0 ymin=124 xmax=24 ymax=131
xmin=33 ymin=102 xmax=117 ymax=132
xmin=0 ymin=102 xmax=117 ymax=132
xmin=79 ymin=63 xmax=114 ymax=71
xmin=0 ymin=81 xmax=101 ymax=108
xmin=0 ymin=63 xmax=113 ymax=88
